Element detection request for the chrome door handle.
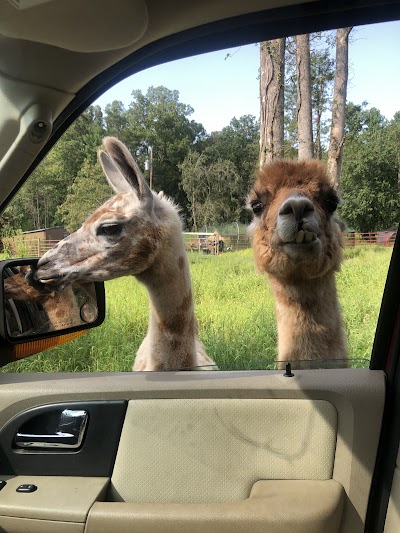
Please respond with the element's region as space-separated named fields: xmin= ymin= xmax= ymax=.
xmin=15 ymin=409 xmax=88 ymax=449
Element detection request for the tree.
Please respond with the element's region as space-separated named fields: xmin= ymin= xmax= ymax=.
xmin=296 ymin=34 xmax=313 ymax=159
xmin=180 ymin=151 xmax=242 ymax=229
xmin=203 ymin=115 xmax=259 ymax=222
xmin=259 ymin=39 xmax=285 ymax=165
xmin=58 ymin=159 xmax=112 ymax=232
xmin=327 ymin=27 xmax=352 ymax=187
xmin=310 ymin=45 xmax=334 ymax=159
xmin=340 ymin=106 xmax=400 ymax=232
xmin=104 ymin=100 xmax=130 ymax=141
xmin=284 ymin=32 xmax=335 ymax=159
xmin=124 ymin=86 xmax=206 ymax=209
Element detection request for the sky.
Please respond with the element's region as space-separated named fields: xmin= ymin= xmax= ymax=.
xmin=94 ymin=20 xmax=400 ymax=134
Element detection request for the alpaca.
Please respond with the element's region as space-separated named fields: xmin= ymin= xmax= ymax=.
xmin=247 ymin=159 xmax=347 ymax=368
xmin=35 ymin=137 xmax=215 ymax=371
xmin=4 ymin=267 xmax=83 ymax=332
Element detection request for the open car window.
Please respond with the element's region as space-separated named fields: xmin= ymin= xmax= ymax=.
xmin=0 ymin=20 xmax=399 ymax=373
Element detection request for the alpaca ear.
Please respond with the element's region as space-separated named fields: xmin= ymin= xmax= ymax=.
xmin=98 ymin=150 xmax=132 ymax=195
xmin=102 ymin=137 xmax=153 ymax=209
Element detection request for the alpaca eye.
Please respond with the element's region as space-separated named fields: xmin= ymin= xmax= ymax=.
xmin=97 ymin=223 xmax=122 ymax=237
xmin=325 ymin=194 xmax=339 ymax=214
xmin=251 ymin=201 xmax=264 ymax=216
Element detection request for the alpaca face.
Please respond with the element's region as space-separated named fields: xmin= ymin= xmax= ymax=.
xmin=35 ymin=137 xmax=173 ymax=288
xmin=35 ymin=192 xmax=164 ymax=286
xmin=248 ymin=160 xmax=343 ymax=281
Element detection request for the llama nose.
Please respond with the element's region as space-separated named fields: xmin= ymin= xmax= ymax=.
xmin=279 ymin=195 xmax=315 ymax=222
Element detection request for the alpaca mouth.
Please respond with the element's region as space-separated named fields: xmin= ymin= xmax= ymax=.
xmin=283 ymin=229 xmax=318 ymax=247
xmin=37 ymin=274 xmax=66 ymax=286
xmin=290 ymin=230 xmax=317 ymax=244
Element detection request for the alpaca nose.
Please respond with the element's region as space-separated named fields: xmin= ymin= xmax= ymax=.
xmin=279 ymin=195 xmax=315 ymax=223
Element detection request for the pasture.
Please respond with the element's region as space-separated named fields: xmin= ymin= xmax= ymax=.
xmin=1 ymin=246 xmax=393 ymax=373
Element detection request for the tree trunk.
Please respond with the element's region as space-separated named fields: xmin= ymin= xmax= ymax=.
xmin=327 ymin=27 xmax=352 ymax=187
xmin=259 ymin=39 xmax=285 ymax=166
xmin=296 ymin=34 xmax=313 ymax=159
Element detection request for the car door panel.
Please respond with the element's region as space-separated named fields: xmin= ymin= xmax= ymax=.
xmin=0 ymin=369 xmax=385 ymax=532
xmin=0 ymin=476 xmax=108 ymax=530
xmin=0 ymin=401 xmax=126 ymax=477
xmin=110 ymin=398 xmax=337 ymax=503
xmin=86 ymin=480 xmax=344 ymax=533
xmin=0 ymin=516 xmax=84 ymax=533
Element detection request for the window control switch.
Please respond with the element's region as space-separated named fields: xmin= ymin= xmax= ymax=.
xmin=16 ymin=484 xmax=37 ymax=493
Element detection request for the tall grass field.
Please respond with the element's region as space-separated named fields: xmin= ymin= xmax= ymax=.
xmin=1 ymin=246 xmax=392 ymax=373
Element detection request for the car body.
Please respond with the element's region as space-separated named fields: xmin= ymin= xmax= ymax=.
xmin=0 ymin=1 xmax=400 ymax=532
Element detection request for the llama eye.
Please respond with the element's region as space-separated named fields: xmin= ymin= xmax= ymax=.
xmin=251 ymin=201 xmax=264 ymax=216
xmin=325 ymin=195 xmax=339 ymax=214
xmin=97 ymin=223 xmax=122 ymax=237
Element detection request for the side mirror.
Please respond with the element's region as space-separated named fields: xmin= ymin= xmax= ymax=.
xmin=0 ymin=258 xmax=105 ymax=366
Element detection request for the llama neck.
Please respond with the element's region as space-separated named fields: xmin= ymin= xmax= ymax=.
xmin=269 ymin=271 xmax=347 ymax=364
xmin=135 ymin=234 xmax=197 ymax=370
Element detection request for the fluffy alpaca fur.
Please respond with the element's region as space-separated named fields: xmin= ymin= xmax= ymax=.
xmin=248 ymin=159 xmax=347 ymax=368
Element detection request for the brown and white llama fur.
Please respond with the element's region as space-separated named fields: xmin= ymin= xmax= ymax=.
xmin=35 ymin=137 xmax=215 ymax=371
xmin=4 ymin=267 xmax=83 ymax=331
xmin=248 ymin=159 xmax=347 ymax=368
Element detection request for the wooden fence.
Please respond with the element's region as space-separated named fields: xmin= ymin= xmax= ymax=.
xmin=342 ymin=231 xmax=397 ymax=247
xmin=3 ymin=230 xmax=398 ymax=259
xmin=184 ymin=230 xmax=398 ymax=252
xmin=3 ymin=238 xmax=60 ymax=257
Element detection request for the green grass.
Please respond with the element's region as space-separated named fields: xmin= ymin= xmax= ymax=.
xmin=1 ymin=246 xmax=393 ymax=373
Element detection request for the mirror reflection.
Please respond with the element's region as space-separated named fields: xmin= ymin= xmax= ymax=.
xmin=3 ymin=264 xmax=99 ymax=338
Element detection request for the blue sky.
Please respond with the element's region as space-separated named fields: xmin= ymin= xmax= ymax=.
xmin=95 ymin=20 xmax=400 ymax=134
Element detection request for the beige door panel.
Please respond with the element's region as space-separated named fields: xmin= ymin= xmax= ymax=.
xmin=0 ymin=369 xmax=385 ymax=533
xmin=0 ymin=516 xmax=84 ymax=533
xmin=0 ymin=476 xmax=108 ymax=533
xmin=110 ymin=398 xmax=337 ymax=503
xmin=86 ymin=479 xmax=344 ymax=533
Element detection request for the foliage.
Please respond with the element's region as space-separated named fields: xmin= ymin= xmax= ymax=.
xmin=123 ymin=86 xmax=206 ymax=209
xmin=0 ymin=202 xmax=23 ymax=240
xmin=205 ymin=115 xmax=259 ymax=181
xmin=201 ymin=115 xmax=259 ymax=223
xmin=284 ymin=32 xmax=335 ymax=158
xmin=58 ymin=159 xmax=112 ymax=232
xmin=180 ymin=151 xmax=243 ymax=229
xmin=340 ymin=106 xmax=400 ymax=232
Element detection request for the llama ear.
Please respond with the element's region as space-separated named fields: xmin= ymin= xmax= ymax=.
xmin=98 ymin=150 xmax=132 ymax=195
xmin=102 ymin=137 xmax=153 ymax=209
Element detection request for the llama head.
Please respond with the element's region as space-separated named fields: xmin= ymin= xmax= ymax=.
xmin=248 ymin=159 xmax=343 ymax=281
xmin=35 ymin=137 xmax=181 ymax=286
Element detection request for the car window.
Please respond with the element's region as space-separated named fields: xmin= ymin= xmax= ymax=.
xmin=1 ymin=20 xmax=398 ymax=373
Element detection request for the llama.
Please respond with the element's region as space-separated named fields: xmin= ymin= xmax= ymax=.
xmin=247 ymin=159 xmax=347 ymax=368
xmin=34 ymin=137 xmax=215 ymax=371
xmin=4 ymin=267 xmax=83 ymax=332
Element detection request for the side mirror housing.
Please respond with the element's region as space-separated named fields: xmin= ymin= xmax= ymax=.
xmin=0 ymin=258 xmax=105 ymax=367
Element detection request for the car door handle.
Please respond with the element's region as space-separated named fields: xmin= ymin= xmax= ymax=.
xmin=15 ymin=409 xmax=88 ymax=449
